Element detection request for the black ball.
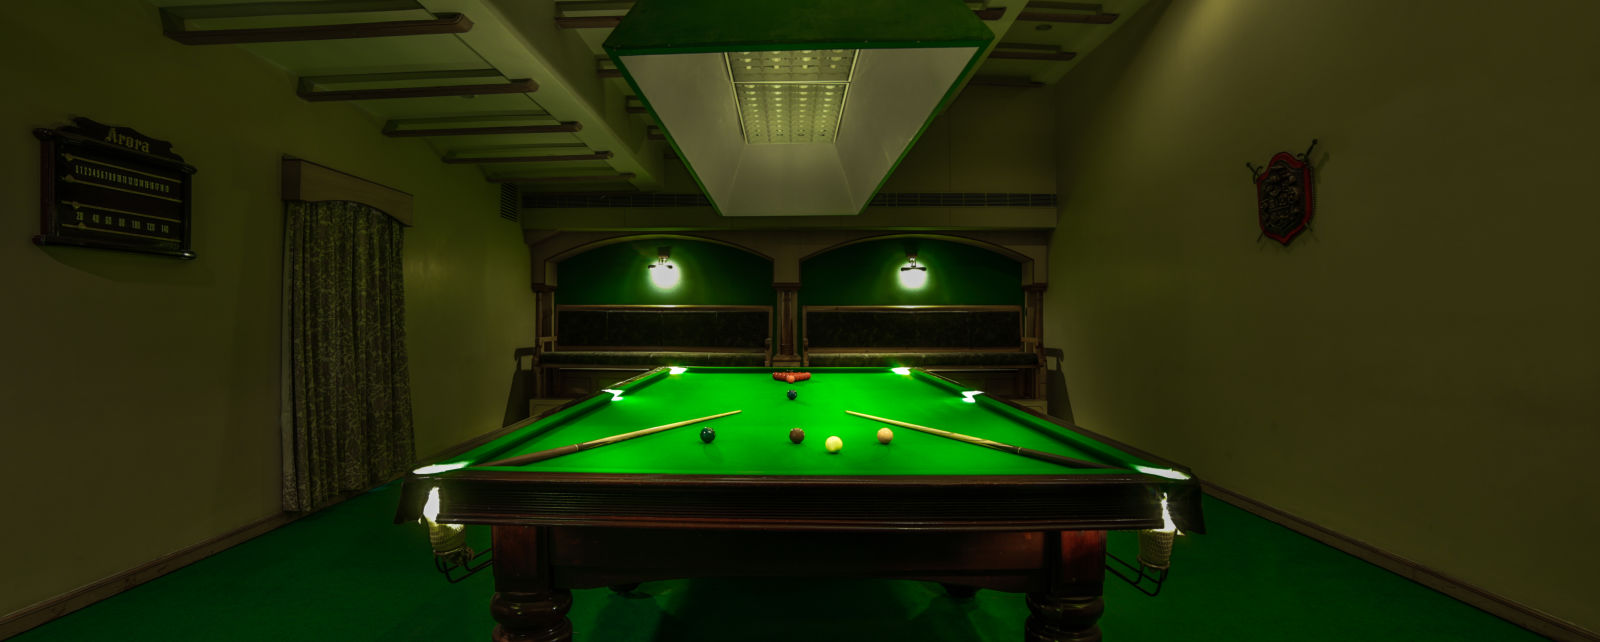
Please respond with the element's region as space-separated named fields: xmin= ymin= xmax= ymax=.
xmin=700 ymin=427 xmax=715 ymax=443
xmin=787 ymin=390 xmax=798 ymax=400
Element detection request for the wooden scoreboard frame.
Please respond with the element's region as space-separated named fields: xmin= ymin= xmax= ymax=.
xmin=34 ymin=117 xmax=197 ymax=259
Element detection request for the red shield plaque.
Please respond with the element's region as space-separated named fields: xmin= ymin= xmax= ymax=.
xmin=1254 ymin=151 xmax=1314 ymax=245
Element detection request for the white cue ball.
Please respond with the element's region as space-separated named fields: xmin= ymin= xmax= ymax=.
xmin=876 ymin=427 xmax=894 ymax=444
xmin=825 ymin=435 xmax=843 ymax=453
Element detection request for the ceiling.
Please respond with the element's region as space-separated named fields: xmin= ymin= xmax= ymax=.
xmin=147 ymin=0 xmax=1147 ymax=198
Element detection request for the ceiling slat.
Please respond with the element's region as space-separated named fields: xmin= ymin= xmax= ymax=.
xmin=384 ymin=121 xmax=583 ymax=137
xmin=164 ymin=12 xmax=472 ymax=45
xmin=1016 ymin=10 xmax=1118 ymax=24
xmin=444 ymin=152 xmax=613 ymax=164
xmin=967 ymin=75 xmax=1044 ymax=88
xmin=161 ymin=1 xmax=421 ymax=20
xmin=299 ymin=76 xmax=536 ymax=101
xmin=557 ymin=16 xmax=622 ymax=28
xmin=989 ymin=50 xmax=1076 ymax=61
xmin=488 ymin=173 xmax=636 ymax=183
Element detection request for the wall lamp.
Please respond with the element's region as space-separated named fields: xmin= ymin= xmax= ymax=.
xmin=648 ymin=246 xmax=680 ymax=289
xmin=898 ymin=252 xmax=927 ymax=289
xmin=648 ymin=246 xmax=674 ymax=270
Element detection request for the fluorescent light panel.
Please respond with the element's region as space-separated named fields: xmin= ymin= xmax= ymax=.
xmin=728 ymin=49 xmax=854 ymax=82
xmin=728 ymin=50 xmax=855 ymax=144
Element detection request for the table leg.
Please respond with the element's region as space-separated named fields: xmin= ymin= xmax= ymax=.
xmin=1024 ymin=530 xmax=1106 ymax=642
xmin=490 ymin=590 xmax=572 ymax=642
xmin=1024 ymin=593 xmax=1104 ymax=642
xmin=491 ymin=525 xmax=572 ymax=642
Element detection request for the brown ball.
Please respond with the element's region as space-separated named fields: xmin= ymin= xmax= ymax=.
xmin=789 ymin=427 xmax=805 ymax=444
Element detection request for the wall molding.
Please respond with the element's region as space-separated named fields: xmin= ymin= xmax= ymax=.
xmin=281 ymin=157 xmax=413 ymax=225
xmin=1204 ymin=482 xmax=1598 ymax=642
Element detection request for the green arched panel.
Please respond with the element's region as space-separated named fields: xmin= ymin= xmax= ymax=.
xmin=556 ymin=238 xmax=773 ymax=306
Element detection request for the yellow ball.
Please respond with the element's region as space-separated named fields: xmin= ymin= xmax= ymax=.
xmin=876 ymin=427 xmax=894 ymax=444
xmin=825 ymin=435 xmax=843 ymax=453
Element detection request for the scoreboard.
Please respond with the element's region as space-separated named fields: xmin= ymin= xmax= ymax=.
xmin=35 ymin=117 xmax=196 ymax=259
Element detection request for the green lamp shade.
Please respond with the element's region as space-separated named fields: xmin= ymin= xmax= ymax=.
xmin=605 ymin=0 xmax=993 ymax=217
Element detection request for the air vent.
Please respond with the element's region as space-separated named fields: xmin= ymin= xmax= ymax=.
xmin=499 ymin=184 xmax=520 ymax=222
xmin=522 ymin=192 xmax=1057 ymax=209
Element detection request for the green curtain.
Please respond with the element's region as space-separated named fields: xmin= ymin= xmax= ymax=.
xmin=282 ymin=200 xmax=414 ymax=512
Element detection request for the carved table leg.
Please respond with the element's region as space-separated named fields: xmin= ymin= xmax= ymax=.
xmin=491 ymin=526 xmax=570 ymax=642
xmin=1025 ymin=530 xmax=1106 ymax=642
xmin=1024 ymin=593 xmax=1104 ymax=642
xmin=491 ymin=590 xmax=572 ymax=642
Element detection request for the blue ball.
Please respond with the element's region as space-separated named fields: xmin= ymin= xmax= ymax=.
xmin=700 ymin=427 xmax=715 ymax=443
xmin=787 ymin=390 xmax=798 ymax=400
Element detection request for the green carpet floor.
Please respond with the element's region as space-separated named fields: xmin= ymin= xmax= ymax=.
xmin=13 ymin=484 xmax=1542 ymax=641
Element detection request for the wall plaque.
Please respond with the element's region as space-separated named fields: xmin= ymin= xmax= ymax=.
xmin=1248 ymin=139 xmax=1317 ymax=246
xmin=35 ymin=117 xmax=197 ymax=259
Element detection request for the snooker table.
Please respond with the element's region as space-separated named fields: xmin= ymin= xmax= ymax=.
xmin=396 ymin=367 xmax=1204 ymax=641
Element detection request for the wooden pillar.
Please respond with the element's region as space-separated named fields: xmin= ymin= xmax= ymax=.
xmin=1023 ymin=283 xmax=1048 ymax=399
xmin=532 ymin=284 xmax=556 ymax=397
xmin=773 ymin=282 xmax=801 ymax=366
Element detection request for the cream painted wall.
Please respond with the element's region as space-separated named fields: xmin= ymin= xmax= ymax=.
xmin=1046 ymin=0 xmax=1598 ymax=633
xmin=0 ymin=0 xmax=533 ymax=618
xmin=883 ymin=83 xmax=1056 ymax=194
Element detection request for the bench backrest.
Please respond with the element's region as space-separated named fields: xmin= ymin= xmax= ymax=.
xmin=803 ymin=306 xmax=1023 ymax=351
xmin=554 ymin=305 xmax=771 ymax=351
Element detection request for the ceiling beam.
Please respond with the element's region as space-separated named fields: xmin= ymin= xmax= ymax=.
xmin=298 ymin=72 xmax=536 ymax=101
xmin=556 ymin=15 xmax=621 ymax=28
xmin=383 ymin=121 xmax=583 ymax=137
xmin=561 ymin=8 xmax=1009 ymax=28
xmin=161 ymin=1 xmax=418 ymax=20
xmin=1026 ymin=1 xmax=1103 ymax=10
xmin=989 ymin=49 xmax=1077 ymax=61
xmin=163 ymin=11 xmax=472 ymax=45
xmin=422 ymin=0 xmax=661 ymax=189
xmin=967 ymin=75 xmax=1045 ymax=88
xmin=489 ymin=174 xmax=636 ymax=183
xmin=444 ymin=152 xmax=614 ymax=164
xmin=554 ymin=0 xmax=634 ymax=12
xmin=1016 ymin=10 xmax=1118 ymax=24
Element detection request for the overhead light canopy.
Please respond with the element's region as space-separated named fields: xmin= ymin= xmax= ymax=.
xmin=605 ymin=0 xmax=993 ymax=217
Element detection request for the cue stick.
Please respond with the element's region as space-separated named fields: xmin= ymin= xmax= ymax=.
xmin=844 ymin=410 xmax=1120 ymax=471
xmin=477 ymin=410 xmax=742 ymax=467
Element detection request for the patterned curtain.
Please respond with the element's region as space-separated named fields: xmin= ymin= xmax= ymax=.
xmin=281 ymin=200 xmax=415 ymax=512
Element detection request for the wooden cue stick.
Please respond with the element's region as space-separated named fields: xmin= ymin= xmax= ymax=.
xmin=478 ymin=410 xmax=742 ymax=467
xmin=845 ymin=410 xmax=1119 ymax=470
